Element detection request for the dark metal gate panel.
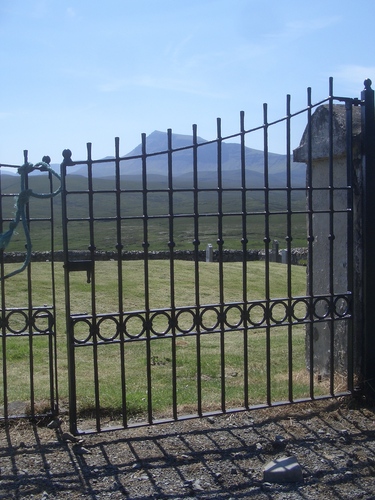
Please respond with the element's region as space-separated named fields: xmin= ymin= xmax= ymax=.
xmin=0 ymin=154 xmax=59 ymax=420
xmin=62 ymin=79 xmax=358 ymax=435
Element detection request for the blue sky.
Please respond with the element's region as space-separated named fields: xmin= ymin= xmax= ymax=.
xmin=1 ymin=0 xmax=374 ymax=165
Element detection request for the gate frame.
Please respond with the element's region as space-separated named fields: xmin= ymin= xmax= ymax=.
xmin=0 ymin=152 xmax=60 ymax=421
xmin=360 ymin=79 xmax=375 ymax=397
xmin=60 ymin=79 xmax=363 ymax=435
xmin=1 ymin=78 xmax=374 ymax=429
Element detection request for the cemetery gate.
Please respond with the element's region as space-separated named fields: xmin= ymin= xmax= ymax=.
xmin=1 ymin=78 xmax=375 ymax=434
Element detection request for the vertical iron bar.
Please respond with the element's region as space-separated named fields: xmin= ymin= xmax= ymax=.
xmin=216 ymin=118 xmax=226 ymax=412
xmin=0 ymin=165 xmax=8 ymax=419
xmin=24 ymin=150 xmax=35 ymax=419
xmin=306 ymin=87 xmax=315 ymax=399
xmin=286 ymin=94 xmax=294 ymax=402
xmin=141 ymin=133 xmax=153 ymax=424
xmin=263 ymin=104 xmax=271 ymax=406
xmin=86 ymin=143 xmax=100 ymax=432
xmin=192 ymin=124 xmax=202 ymax=416
xmin=114 ymin=137 xmax=127 ymax=428
xmin=48 ymin=166 xmax=58 ymax=414
xmin=328 ymin=78 xmax=335 ymax=395
xmin=345 ymin=100 xmax=354 ymax=393
xmin=167 ymin=128 xmax=178 ymax=420
xmin=361 ymin=78 xmax=375 ymax=397
xmin=240 ymin=111 xmax=249 ymax=409
xmin=61 ymin=149 xmax=78 ymax=434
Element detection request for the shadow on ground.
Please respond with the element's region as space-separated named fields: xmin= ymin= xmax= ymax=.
xmin=1 ymin=400 xmax=375 ymax=499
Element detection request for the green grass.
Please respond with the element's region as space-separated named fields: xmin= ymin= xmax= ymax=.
xmin=0 ymin=259 xmax=347 ymax=421
xmin=0 ymin=172 xmax=308 ymax=252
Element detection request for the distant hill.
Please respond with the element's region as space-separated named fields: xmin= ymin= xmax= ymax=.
xmin=63 ymin=130 xmax=306 ymax=188
xmin=0 ymin=130 xmax=308 ymax=251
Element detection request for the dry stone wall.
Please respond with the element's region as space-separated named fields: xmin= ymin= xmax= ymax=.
xmin=1 ymin=248 xmax=308 ymax=265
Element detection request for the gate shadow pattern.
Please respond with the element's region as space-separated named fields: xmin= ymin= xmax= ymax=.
xmin=0 ymin=401 xmax=374 ymax=499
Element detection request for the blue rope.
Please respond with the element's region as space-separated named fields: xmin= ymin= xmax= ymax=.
xmin=0 ymin=159 xmax=62 ymax=280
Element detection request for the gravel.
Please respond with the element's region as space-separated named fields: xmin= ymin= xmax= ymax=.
xmin=1 ymin=399 xmax=375 ymax=499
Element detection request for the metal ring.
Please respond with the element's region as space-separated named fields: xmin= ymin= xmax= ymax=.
xmin=270 ymin=301 xmax=288 ymax=325
xmin=150 ymin=311 xmax=171 ymax=337
xmin=32 ymin=309 xmax=54 ymax=334
xmin=97 ymin=316 xmax=120 ymax=342
xmin=72 ymin=318 xmax=92 ymax=344
xmin=6 ymin=310 xmax=29 ymax=334
xmin=313 ymin=297 xmax=331 ymax=320
xmin=123 ymin=313 xmax=146 ymax=339
xmin=175 ymin=309 xmax=196 ymax=334
xmin=333 ymin=295 xmax=350 ymax=318
xmin=224 ymin=304 xmax=243 ymax=328
xmin=291 ymin=298 xmax=309 ymax=321
xmin=199 ymin=306 xmax=220 ymax=331
xmin=247 ymin=302 xmax=267 ymax=327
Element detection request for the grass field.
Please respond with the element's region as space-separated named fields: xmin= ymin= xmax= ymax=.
xmin=0 ymin=258 xmax=345 ymax=421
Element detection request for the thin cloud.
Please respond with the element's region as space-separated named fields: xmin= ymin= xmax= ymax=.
xmin=98 ymin=76 xmax=227 ymax=98
xmin=265 ymin=15 xmax=341 ymax=42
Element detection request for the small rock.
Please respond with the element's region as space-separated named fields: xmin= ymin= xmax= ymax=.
xmin=192 ymin=479 xmax=204 ymax=491
xmin=207 ymin=416 xmax=215 ymax=424
xmin=62 ymin=432 xmax=84 ymax=443
xmin=263 ymin=456 xmax=303 ymax=483
xmin=184 ymin=478 xmax=204 ymax=491
xmin=47 ymin=418 xmax=62 ymax=429
xmin=262 ymin=482 xmax=273 ymax=491
xmin=273 ymin=435 xmax=287 ymax=449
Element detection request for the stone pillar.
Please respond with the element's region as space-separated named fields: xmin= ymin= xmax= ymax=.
xmin=293 ymin=104 xmax=362 ymax=377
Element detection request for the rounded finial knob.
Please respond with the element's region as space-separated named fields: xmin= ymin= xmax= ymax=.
xmin=62 ymin=149 xmax=72 ymax=160
xmin=364 ymin=78 xmax=372 ymax=90
xmin=42 ymin=155 xmax=51 ymax=165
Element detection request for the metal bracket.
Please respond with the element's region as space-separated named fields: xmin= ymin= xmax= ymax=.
xmin=64 ymin=260 xmax=93 ymax=283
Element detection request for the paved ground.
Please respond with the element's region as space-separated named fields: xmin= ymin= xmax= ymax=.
xmin=1 ymin=399 xmax=375 ymax=499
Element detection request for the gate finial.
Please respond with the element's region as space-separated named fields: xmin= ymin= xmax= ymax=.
xmin=61 ymin=149 xmax=74 ymax=166
xmin=364 ymin=78 xmax=372 ymax=90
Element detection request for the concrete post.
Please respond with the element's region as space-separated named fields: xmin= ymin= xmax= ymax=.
xmin=293 ymin=104 xmax=362 ymax=377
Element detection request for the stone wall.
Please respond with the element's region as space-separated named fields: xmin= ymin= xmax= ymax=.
xmin=1 ymin=247 xmax=309 ymax=265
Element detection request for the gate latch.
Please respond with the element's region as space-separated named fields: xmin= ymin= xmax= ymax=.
xmin=65 ymin=260 xmax=93 ymax=283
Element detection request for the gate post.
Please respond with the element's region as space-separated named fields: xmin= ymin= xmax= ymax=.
xmin=361 ymin=79 xmax=375 ymax=397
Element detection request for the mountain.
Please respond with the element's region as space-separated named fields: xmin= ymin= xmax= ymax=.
xmin=64 ymin=130 xmax=306 ymax=187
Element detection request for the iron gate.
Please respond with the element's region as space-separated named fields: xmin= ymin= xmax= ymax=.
xmin=60 ymin=78 xmax=366 ymax=435
xmin=1 ymin=78 xmax=374 ymax=432
xmin=0 ymin=153 xmax=60 ymax=420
